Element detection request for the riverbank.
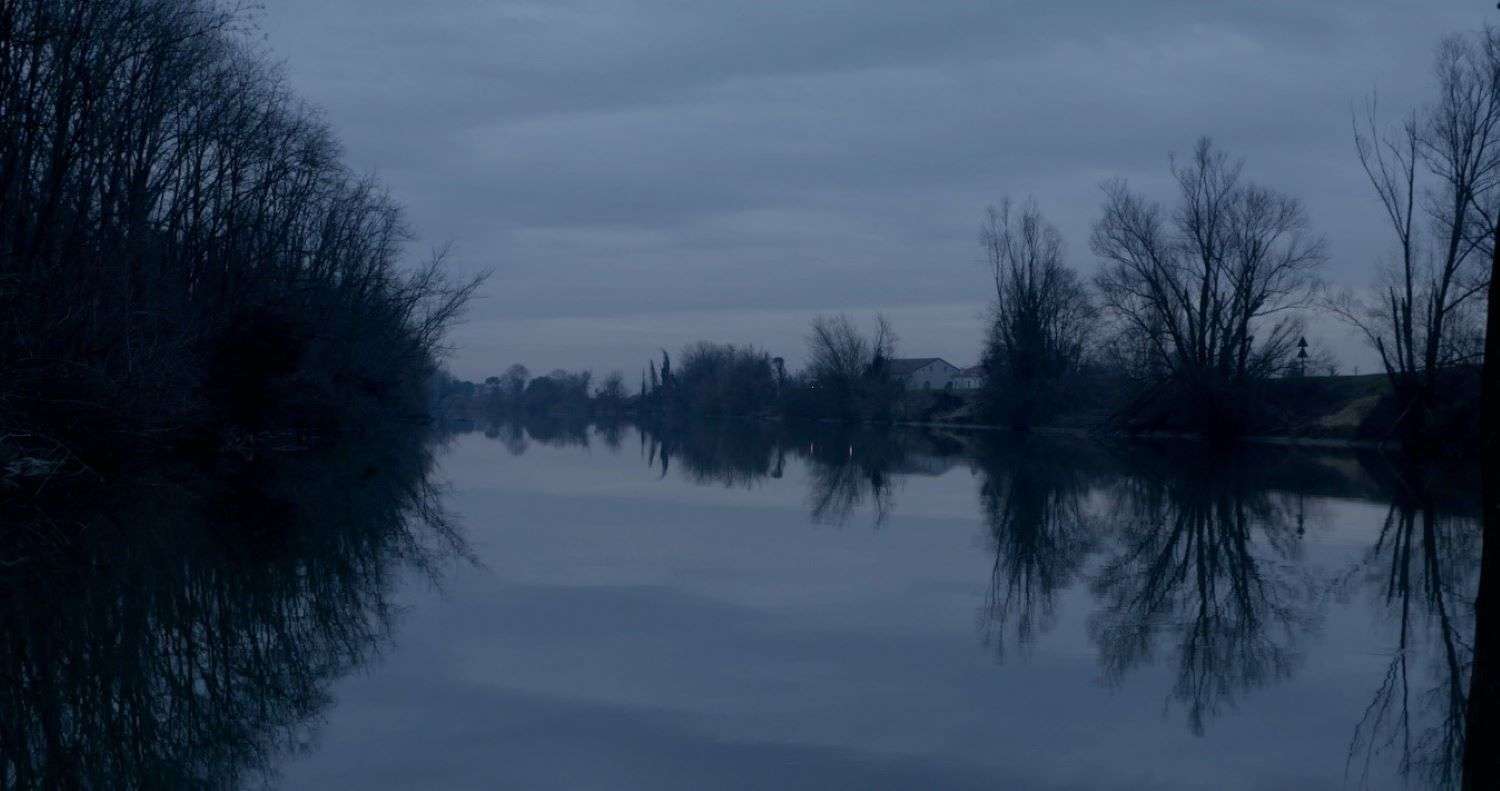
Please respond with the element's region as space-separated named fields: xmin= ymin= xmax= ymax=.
xmin=441 ymin=368 xmax=1479 ymax=457
xmin=884 ymin=419 xmax=1390 ymax=451
xmin=891 ymin=370 xmax=1479 ymax=454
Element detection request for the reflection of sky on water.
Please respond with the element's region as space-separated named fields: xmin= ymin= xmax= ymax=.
xmin=281 ymin=424 xmax=1478 ymax=789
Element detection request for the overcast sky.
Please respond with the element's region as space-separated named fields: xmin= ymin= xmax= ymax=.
xmin=260 ymin=1 xmax=1487 ymax=379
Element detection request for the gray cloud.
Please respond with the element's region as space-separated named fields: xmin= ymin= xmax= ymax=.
xmin=260 ymin=0 xmax=1486 ymax=376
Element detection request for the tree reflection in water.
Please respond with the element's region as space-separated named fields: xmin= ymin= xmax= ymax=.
xmin=461 ymin=418 xmax=1492 ymax=785
xmin=642 ymin=421 xmax=786 ymax=488
xmin=489 ymin=417 xmax=951 ymax=530
xmin=800 ymin=428 xmax=910 ymax=528
xmin=634 ymin=420 xmax=944 ymax=528
xmin=0 ymin=425 xmax=462 ymax=788
xmin=974 ymin=437 xmax=1097 ymax=660
xmin=1087 ymin=449 xmax=1321 ymax=735
xmin=1343 ymin=470 xmax=1479 ymax=789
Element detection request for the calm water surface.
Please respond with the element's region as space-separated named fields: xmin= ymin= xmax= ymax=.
xmin=264 ymin=422 xmax=1480 ymax=790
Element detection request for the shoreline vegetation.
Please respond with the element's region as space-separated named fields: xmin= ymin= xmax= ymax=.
xmin=0 ymin=4 xmax=471 ymax=782
xmin=434 ymin=358 xmax=1481 ymax=456
xmin=0 ymin=0 xmax=481 ymax=491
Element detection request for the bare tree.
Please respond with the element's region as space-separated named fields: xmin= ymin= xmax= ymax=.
xmin=806 ymin=314 xmax=883 ymax=388
xmin=1334 ymin=34 xmax=1499 ymax=442
xmin=1357 ymin=35 xmax=1500 ymax=779
xmin=0 ymin=0 xmax=482 ymax=461
xmin=979 ymin=198 xmax=1096 ymax=428
xmin=1091 ymin=138 xmax=1326 ymax=431
xmin=804 ymin=314 xmax=899 ymax=421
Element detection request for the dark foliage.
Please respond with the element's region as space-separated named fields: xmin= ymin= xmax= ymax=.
xmin=661 ymin=342 xmax=777 ymax=418
xmin=1092 ymin=139 xmax=1326 ymax=438
xmin=0 ymin=0 xmax=478 ymax=474
xmin=977 ymin=199 xmax=1096 ymax=429
xmin=1336 ymin=31 xmax=1494 ymax=453
xmin=793 ymin=314 xmax=903 ymax=423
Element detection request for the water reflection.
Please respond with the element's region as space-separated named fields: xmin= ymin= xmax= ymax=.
xmin=800 ymin=428 xmax=907 ymax=528
xmin=1089 ymin=448 xmax=1321 ymax=735
xmin=973 ymin=436 xmax=1098 ymax=659
xmin=1344 ymin=468 xmax=1479 ymax=788
xmin=457 ymin=417 xmax=1487 ymax=787
xmin=519 ymin=413 xmax=592 ymax=450
xmin=631 ymin=420 xmax=949 ymax=527
xmin=640 ymin=421 xmax=785 ymax=487
xmin=0 ymin=425 xmax=460 ymax=788
xmin=485 ymin=419 xmax=529 ymax=456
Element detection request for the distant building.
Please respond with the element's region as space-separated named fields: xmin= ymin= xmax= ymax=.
xmin=954 ymin=365 xmax=984 ymax=390
xmin=888 ymin=357 xmax=962 ymax=391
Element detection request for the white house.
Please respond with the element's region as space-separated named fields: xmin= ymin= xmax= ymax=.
xmin=888 ymin=358 xmax=961 ymax=391
xmin=954 ymin=365 xmax=984 ymax=390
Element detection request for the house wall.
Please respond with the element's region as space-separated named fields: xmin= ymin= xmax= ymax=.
xmin=907 ymin=361 xmax=959 ymax=391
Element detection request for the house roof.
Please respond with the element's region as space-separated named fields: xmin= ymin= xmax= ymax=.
xmin=887 ymin=357 xmax=956 ymax=376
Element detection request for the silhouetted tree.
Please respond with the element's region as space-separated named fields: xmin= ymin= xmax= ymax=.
xmin=802 ymin=314 xmax=900 ymax=422
xmin=1092 ymin=138 xmax=1327 ymax=436
xmin=978 ymin=198 xmax=1096 ymax=429
xmin=669 ymin=342 xmax=777 ymax=417
xmin=1333 ymin=34 xmax=1494 ymax=447
xmin=0 ymin=0 xmax=480 ymax=469
xmin=522 ymin=370 xmax=592 ymax=414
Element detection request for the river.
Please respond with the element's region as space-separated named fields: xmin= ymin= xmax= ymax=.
xmin=283 ymin=421 xmax=1480 ymax=789
xmin=0 ymin=420 xmax=1483 ymax=789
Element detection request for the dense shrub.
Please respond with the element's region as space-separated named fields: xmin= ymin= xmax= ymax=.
xmin=669 ymin=342 xmax=777 ymax=418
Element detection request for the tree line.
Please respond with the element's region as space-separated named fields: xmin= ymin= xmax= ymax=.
xmin=983 ymin=27 xmax=1498 ymax=449
xmin=0 ymin=0 xmax=478 ymax=476
xmin=434 ymin=312 xmax=914 ymax=426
